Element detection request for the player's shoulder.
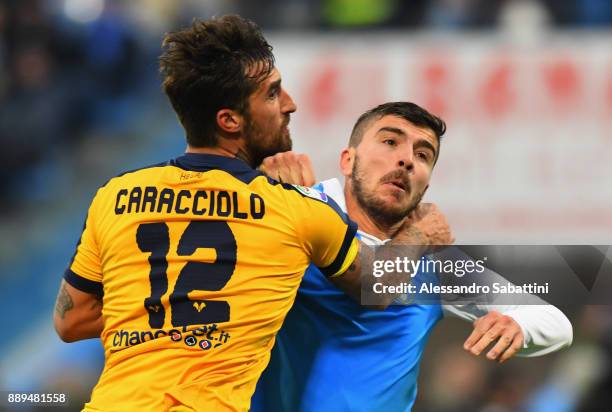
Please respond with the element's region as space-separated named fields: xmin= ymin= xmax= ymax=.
xmin=96 ymin=160 xmax=171 ymax=193
xmin=257 ymin=179 xmax=354 ymax=229
xmin=266 ymin=179 xmax=329 ymax=202
xmin=254 ymin=176 xmax=341 ymax=202
xmin=251 ymin=177 xmax=339 ymax=214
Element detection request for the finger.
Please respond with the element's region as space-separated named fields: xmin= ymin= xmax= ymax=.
xmin=275 ymin=158 xmax=288 ymax=183
xmin=259 ymin=157 xmax=271 ymax=175
xmin=278 ymin=153 xmax=303 ymax=185
xmin=463 ymin=327 xmax=485 ymax=351
xmin=486 ymin=330 xmax=515 ymax=360
xmin=271 ymin=156 xmax=286 ymax=183
xmin=288 ymin=153 xmax=304 ymax=185
xmin=499 ymin=334 xmax=524 ymax=363
xmin=260 ymin=156 xmax=279 ymax=179
xmin=464 ymin=313 xmax=499 ymax=350
xmin=273 ymin=154 xmax=292 ymax=184
xmin=469 ymin=324 xmax=504 ymax=356
xmin=298 ymin=154 xmax=315 ymax=187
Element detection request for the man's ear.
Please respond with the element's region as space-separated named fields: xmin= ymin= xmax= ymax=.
xmin=216 ymin=109 xmax=243 ymax=134
xmin=340 ymin=147 xmax=355 ymax=177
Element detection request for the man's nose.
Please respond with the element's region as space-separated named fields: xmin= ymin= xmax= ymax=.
xmin=281 ymin=88 xmax=297 ymax=114
xmin=397 ymin=149 xmax=414 ymax=172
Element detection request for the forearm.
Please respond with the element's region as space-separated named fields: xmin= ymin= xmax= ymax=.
xmin=54 ymin=313 xmax=103 ymax=342
xmin=332 ymin=237 xmax=428 ymax=308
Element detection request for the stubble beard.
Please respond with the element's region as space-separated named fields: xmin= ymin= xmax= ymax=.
xmin=244 ymin=115 xmax=292 ymax=168
xmin=351 ymin=155 xmax=424 ymax=228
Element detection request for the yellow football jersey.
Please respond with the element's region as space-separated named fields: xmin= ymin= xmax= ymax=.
xmin=64 ymin=153 xmax=358 ymax=412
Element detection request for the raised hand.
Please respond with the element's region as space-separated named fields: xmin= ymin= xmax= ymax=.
xmin=396 ymin=203 xmax=454 ymax=247
xmin=260 ymin=152 xmax=315 ymax=187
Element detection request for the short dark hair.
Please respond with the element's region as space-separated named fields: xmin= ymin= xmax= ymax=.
xmin=159 ymin=15 xmax=275 ymax=147
xmin=349 ymin=102 xmax=447 ymax=160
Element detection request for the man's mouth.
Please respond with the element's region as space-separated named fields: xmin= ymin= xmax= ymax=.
xmin=384 ymin=180 xmax=407 ymax=192
xmin=379 ymin=169 xmax=411 ymax=195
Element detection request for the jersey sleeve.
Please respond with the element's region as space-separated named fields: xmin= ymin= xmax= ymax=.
xmin=292 ymin=186 xmax=359 ymax=277
xmin=64 ymin=190 xmax=104 ymax=295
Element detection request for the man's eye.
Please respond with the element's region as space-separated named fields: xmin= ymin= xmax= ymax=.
xmin=268 ymin=89 xmax=280 ymax=99
xmin=383 ymin=139 xmax=396 ymax=146
xmin=416 ymin=152 xmax=432 ymax=161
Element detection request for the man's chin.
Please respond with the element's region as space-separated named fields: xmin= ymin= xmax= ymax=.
xmin=380 ymin=204 xmax=412 ymax=218
xmin=280 ymin=132 xmax=292 ymax=151
xmin=267 ymin=133 xmax=292 ymax=155
xmin=374 ymin=196 xmax=416 ymax=217
xmin=378 ymin=190 xmax=411 ymax=205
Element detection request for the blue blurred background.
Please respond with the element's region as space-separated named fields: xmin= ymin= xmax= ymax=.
xmin=0 ymin=0 xmax=611 ymax=411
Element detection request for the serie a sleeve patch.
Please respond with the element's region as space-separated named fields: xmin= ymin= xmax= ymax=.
xmin=291 ymin=184 xmax=328 ymax=203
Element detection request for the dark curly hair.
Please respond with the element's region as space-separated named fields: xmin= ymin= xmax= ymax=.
xmin=159 ymin=15 xmax=275 ymax=147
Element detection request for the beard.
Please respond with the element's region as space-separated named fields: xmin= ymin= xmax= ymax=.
xmin=244 ymin=113 xmax=292 ymax=168
xmin=351 ymin=154 xmax=424 ymax=227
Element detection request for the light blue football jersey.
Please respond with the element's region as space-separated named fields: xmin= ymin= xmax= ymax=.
xmin=251 ymin=179 xmax=443 ymax=412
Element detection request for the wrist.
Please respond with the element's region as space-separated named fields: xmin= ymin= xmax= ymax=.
xmin=392 ymin=226 xmax=428 ymax=247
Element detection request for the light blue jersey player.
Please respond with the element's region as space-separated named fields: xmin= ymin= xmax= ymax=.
xmin=252 ymin=102 xmax=572 ymax=412
xmin=258 ymin=278 xmax=439 ymax=410
xmin=251 ymin=178 xmax=441 ymax=412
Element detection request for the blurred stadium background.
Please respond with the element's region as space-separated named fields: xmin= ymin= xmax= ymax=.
xmin=0 ymin=0 xmax=611 ymax=411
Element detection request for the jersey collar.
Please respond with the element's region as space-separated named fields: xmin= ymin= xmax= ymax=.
xmin=172 ymin=153 xmax=253 ymax=172
xmin=169 ymin=153 xmax=264 ymax=184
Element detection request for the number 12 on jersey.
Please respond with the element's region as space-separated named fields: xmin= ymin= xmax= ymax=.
xmin=136 ymin=221 xmax=237 ymax=328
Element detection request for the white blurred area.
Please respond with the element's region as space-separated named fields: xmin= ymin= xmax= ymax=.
xmin=63 ymin=0 xmax=105 ymax=23
xmin=273 ymin=33 xmax=612 ymax=243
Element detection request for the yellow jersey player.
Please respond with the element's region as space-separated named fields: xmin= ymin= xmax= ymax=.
xmin=52 ymin=15 xmax=360 ymax=411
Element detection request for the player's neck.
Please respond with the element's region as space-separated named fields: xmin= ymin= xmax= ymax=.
xmin=186 ymin=139 xmax=254 ymax=167
xmin=344 ymin=186 xmax=404 ymax=241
